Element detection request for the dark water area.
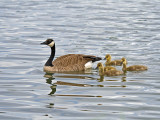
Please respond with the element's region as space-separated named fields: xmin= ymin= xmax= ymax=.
xmin=0 ymin=0 xmax=160 ymax=120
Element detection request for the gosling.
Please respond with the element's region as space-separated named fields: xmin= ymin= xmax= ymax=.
xmin=104 ymin=54 xmax=123 ymax=66
xmin=121 ymin=57 xmax=148 ymax=72
xmin=96 ymin=62 xmax=123 ymax=76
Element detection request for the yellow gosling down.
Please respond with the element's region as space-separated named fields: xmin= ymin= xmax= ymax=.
xmin=121 ymin=57 xmax=148 ymax=72
xmin=104 ymin=54 xmax=123 ymax=66
xmin=96 ymin=63 xmax=123 ymax=76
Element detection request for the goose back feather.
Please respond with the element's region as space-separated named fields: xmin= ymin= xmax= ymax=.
xmin=44 ymin=54 xmax=101 ymax=72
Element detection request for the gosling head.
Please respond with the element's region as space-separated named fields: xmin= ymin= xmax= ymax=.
xmin=96 ymin=62 xmax=103 ymax=69
xmin=121 ymin=57 xmax=127 ymax=64
xmin=41 ymin=39 xmax=55 ymax=47
xmin=104 ymin=54 xmax=111 ymax=60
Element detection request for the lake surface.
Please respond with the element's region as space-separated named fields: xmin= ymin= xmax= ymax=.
xmin=0 ymin=0 xmax=160 ymax=120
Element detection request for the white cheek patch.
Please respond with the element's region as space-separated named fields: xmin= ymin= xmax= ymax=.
xmin=48 ymin=41 xmax=55 ymax=47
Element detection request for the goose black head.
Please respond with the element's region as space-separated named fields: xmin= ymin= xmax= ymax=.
xmin=41 ymin=39 xmax=55 ymax=47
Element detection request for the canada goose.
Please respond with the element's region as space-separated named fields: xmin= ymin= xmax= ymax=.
xmin=121 ymin=57 xmax=148 ymax=72
xmin=41 ymin=39 xmax=102 ymax=72
xmin=104 ymin=54 xmax=123 ymax=66
xmin=96 ymin=62 xmax=123 ymax=76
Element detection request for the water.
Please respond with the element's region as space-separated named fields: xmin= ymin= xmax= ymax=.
xmin=0 ymin=0 xmax=160 ymax=119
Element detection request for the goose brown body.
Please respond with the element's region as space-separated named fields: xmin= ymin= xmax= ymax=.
xmin=96 ymin=62 xmax=123 ymax=76
xmin=44 ymin=54 xmax=101 ymax=72
xmin=105 ymin=54 xmax=122 ymax=66
xmin=121 ymin=58 xmax=148 ymax=72
xmin=41 ymin=39 xmax=102 ymax=72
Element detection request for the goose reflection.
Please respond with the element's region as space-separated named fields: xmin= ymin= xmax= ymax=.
xmin=44 ymin=73 xmax=55 ymax=84
xmin=53 ymin=70 xmax=97 ymax=81
xmin=54 ymin=81 xmax=104 ymax=87
xmin=43 ymin=72 xmax=127 ymax=96
xmin=45 ymin=103 xmax=54 ymax=108
xmin=43 ymin=72 xmax=104 ymax=96
xmin=43 ymin=73 xmax=57 ymax=95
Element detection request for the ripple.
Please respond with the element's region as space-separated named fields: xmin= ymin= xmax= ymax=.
xmin=0 ymin=0 xmax=160 ymax=119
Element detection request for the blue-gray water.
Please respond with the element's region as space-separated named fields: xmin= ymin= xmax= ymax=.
xmin=0 ymin=0 xmax=160 ymax=120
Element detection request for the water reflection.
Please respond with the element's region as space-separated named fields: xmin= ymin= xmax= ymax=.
xmin=52 ymin=94 xmax=102 ymax=98
xmin=43 ymin=69 xmax=94 ymax=75
xmin=44 ymin=73 xmax=55 ymax=84
xmin=43 ymin=72 xmax=127 ymax=96
xmin=98 ymin=75 xmax=127 ymax=87
xmin=121 ymin=76 xmax=126 ymax=82
xmin=45 ymin=103 xmax=54 ymax=109
xmin=54 ymin=75 xmax=97 ymax=80
xmin=97 ymin=75 xmax=104 ymax=82
xmin=1 ymin=0 xmax=160 ymax=119
xmin=49 ymin=85 xmax=57 ymax=95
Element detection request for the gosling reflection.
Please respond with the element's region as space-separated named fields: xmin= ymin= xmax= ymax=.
xmin=97 ymin=75 xmax=104 ymax=82
xmin=121 ymin=76 xmax=127 ymax=88
xmin=97 ymin=75 xmax=127 ymax=88
xmin=121 ymin=76 xmax=126 ymax=82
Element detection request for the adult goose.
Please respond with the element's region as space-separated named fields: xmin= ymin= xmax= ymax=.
xmin=41 ymin=39 xmax=102 ymax=72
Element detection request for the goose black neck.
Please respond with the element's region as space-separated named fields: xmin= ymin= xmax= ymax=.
xmin=45 ymin=45 xmax=55 ymax=66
